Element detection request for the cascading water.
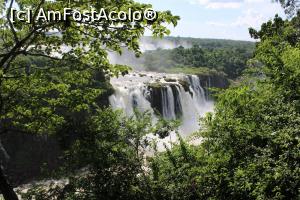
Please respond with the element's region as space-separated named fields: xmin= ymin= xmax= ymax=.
xmin=187 ymin=75 xmax=206 ymax=103
xmin=109 ymin=72 xmax=214 ymax=135
xmin=161 ymin=86 xmax=176 ymax=120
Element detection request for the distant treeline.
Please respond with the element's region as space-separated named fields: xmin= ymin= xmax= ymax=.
xmin=141 ymin=37 xmax=255 ymax=79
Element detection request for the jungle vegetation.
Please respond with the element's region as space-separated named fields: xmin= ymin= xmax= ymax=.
xmin=0 ymin=0 xmax=299 ymax=200
xmin=141 ymin=39 xmax=254 ymax=79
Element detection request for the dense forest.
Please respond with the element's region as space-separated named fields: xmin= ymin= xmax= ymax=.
xmin=0 ymin=0 xmax=299 ymax=200
xmin=142 ymin=42 xmax=254 ymax=79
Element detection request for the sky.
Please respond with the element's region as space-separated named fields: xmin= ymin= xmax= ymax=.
xmin=136 ymin=0 xmax=285 ymax=41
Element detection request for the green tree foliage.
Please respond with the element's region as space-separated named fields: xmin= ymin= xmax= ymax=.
xmin=148 ymin=135 xmax=208 ymax=200
xmin=149 ymin=13 xmax=300 ymax=200
xmin=0 ymin=56 xmax=111 ymax=135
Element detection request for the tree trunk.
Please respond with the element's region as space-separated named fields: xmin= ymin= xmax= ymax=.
xmin=0 ymin=166 xmax=18 ymax=200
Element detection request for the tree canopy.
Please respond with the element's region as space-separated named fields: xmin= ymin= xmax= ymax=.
xmin=0 ymin=1 xmax=179 ymax=199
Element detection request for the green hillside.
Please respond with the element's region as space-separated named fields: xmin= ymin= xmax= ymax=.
xmin=140 ymin=36 xmax=255 ymax=79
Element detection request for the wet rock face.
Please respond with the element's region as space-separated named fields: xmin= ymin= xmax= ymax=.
xmin=170 ymin=84 xmax=183 ymax=119
xmin=198 ymin=73 xmax=229 ymax=99
xmin=147 ymin=84 xmax=163 ymax=115
xmin=147 ymin=83 xmax=183 ymax=118
xmin=178 ymin=79 xmax=190 ymax=92
xmin=198 ymin=73 xmax=229 ymax=89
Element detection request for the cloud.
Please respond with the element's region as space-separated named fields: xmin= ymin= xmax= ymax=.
xmin=205 ymin=0 xmax=284 ymax=29
xmin=189 ymin=0 xmax=242 ymax=9
xmin=188 ymin=0 xmax=276 ymax=9
xmin=207 ymin=9 xmax=265 ymax=28
xmin=244 ymin=0 xmax=264 ymax=3
xmin=206 ymin=2 xmax=241 ymax=9
xmin=232 ymin=9 xmax=265 ymax=27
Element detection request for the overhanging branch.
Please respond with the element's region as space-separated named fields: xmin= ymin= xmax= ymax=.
xmin=6 ymin=0 xmax=19 ymax=43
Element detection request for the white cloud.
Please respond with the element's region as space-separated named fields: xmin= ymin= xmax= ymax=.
xmin=232 ymin=9 xmax=265 ymax=28
xmin=207 ymin=9 xmax=267 ymax=28
xmin=188 ymin=0 xmax=277 ymax=9
xmin=205 ymin=0 xmax=284 ymax=29
xmin=244 ymin=0 xmax=264 ymax=3
xmin=189 ymin=0 xmax=242 ymax=9
xmin=206 ymin=2 xmax=241 ymax=9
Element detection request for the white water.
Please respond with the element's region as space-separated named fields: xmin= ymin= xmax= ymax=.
xmin=109 ymin=72 xmax=214 ymax=135
xmin=161 ymin=86 xmax=176 ymax=120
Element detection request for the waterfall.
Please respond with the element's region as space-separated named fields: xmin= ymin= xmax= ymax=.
xmin=173 ymin=85 xmax=183 ymax=118
xmin=187 ymin=75 xmax=206 ymax=105
xmin=109 ymin=72 xmax=214 ymax=134
xmin=109 ymin=86 xmax=155 ymax=117
xmin=161 ymin=86 xmax=176 ymax=120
